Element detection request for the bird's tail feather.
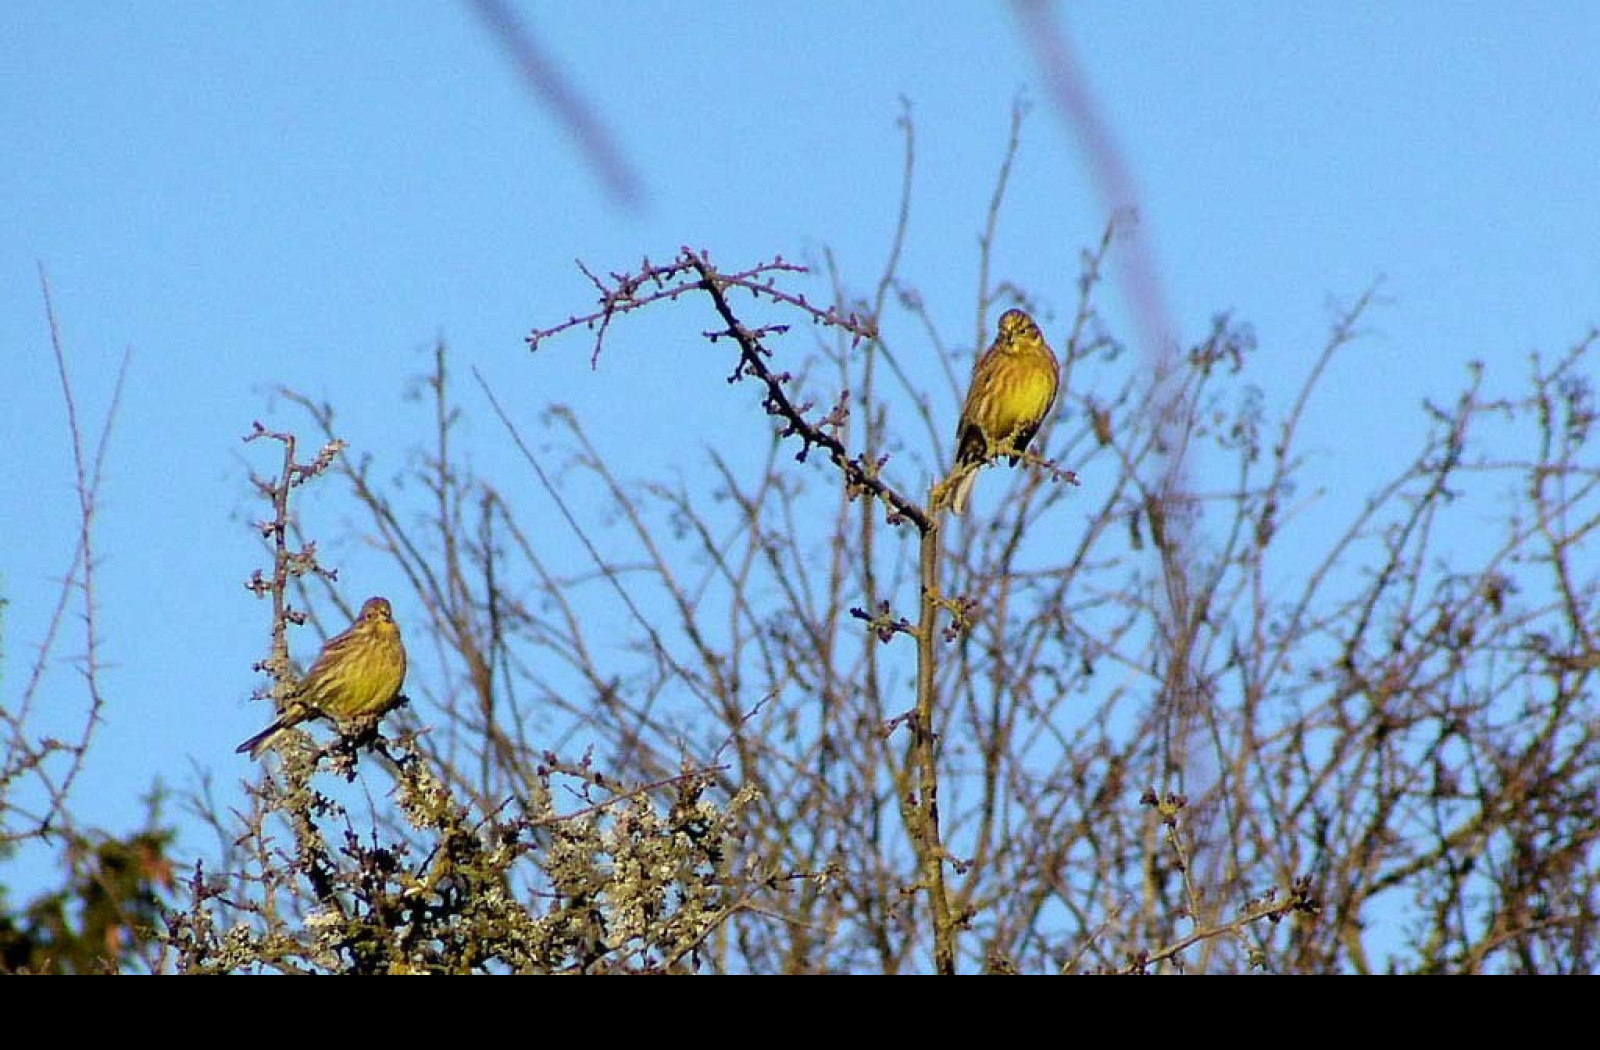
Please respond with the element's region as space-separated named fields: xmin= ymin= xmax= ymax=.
xmin=236 ymin=719 xmax=288 ymax=759
xmin=949 ymin=469 xmax=978 ymax=516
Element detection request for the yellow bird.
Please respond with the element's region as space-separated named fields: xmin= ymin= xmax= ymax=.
xmin=237 ymin=596 xmax=408 ymax=759
xmin=948 ymin=309 xmax=1060 ymax=515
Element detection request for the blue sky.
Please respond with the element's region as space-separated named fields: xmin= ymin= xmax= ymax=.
xmin=5 ymin=4 xmax=1598 ymax=906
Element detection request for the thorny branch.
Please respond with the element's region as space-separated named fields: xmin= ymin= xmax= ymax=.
xmin=528 ymin=247 xmax=933 ymax=532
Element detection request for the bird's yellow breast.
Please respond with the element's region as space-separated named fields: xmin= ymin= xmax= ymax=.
xmin=993 ymin=360 xmax=1057 ymax=435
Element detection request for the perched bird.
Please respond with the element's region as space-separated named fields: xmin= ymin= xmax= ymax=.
xmin=237 ymin=596 xmax=408 ymax=759
xmin=948 ymin=308 xmax=1060 ymax=515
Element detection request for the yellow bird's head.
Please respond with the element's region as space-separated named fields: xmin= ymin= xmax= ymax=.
xmin=997 ymin=308 xmax=1043 ymax=346
xmin=359 ymin=597 xmax=394 ymax=624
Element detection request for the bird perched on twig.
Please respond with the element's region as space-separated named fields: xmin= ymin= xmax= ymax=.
xmin=237 ymin=596 xmax=408 ymax=759
xmin=947 ymin=308 xmax=1060 ymax=515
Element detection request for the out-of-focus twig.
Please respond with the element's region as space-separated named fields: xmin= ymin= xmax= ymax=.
xmin=467 ymin=0 xmax=646 ymax=210
xmin=1012 ymin=1 xmax=1203 ymax=795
